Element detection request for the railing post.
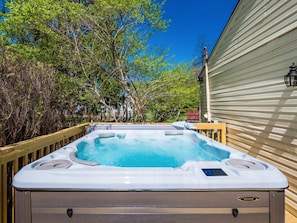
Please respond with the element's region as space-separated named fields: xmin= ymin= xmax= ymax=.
xmin=1 ymin=161 xmax=8 ymax=223
xmin=221 ymin=123 xmax=226 ymax=145
xmin=0 ymin=163 xmax=4 ymax=223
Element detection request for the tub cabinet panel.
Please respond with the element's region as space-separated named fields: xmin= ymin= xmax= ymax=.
xmin=31 ymin=213 xmax=269 ymax=223
xmin=15 ymin=190 xmax=284 ymax=223
xmin=31 ymin=191 xmax=271 ymax=208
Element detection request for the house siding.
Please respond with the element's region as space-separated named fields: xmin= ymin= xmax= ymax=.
xmin=199 ymin=0 xmax=297 ymax=216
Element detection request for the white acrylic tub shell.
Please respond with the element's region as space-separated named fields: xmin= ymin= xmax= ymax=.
xmin=13 ymin=129 xmax=288 ymax=190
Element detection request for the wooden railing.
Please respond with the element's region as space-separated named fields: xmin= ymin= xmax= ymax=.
xmin=0 ymin=122 xmax=227 ymax=223
xmin=0 ymin=123 xmax=89 ymax=223
xmin=194 ymin=123 xmax=226 ymax=144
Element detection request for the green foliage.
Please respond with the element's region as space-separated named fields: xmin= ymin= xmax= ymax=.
xmin=0 ymin=0 xmax=199 ymax=124
xmin=145 ymin=63 xmax=199 ymax=122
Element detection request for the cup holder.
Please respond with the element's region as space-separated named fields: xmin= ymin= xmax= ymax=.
xmin=33 ymin=159 xmax=72 ymax=170
xmin=225 ymin=159 xmax=266 ymax=170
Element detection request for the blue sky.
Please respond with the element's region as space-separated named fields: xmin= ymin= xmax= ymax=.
xmin=150 ymin=0 xmax=239 ymax=64
xmin=0 ymin=0 xmax=4 ymax=12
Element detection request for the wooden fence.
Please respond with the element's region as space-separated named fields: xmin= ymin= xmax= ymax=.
xmin=0 ymin=123 xmax=89 ymax=223
xmin=194 ymin=122 xmax=226 ymax=144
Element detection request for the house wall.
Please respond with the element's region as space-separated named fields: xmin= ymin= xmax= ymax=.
xmin=199 ymin=0 xmax=297 ymax=216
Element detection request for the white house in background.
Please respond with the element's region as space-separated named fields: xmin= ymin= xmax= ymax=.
xmin=198 ymin=0 xmax=297 ymax=217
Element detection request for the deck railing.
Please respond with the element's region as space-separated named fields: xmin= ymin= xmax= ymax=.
xmin=0 ymin=122 xmax=228 ymax=223
xmin=194 ymin=122 xmax=226 ymax=144
xmin=0 ymin=123 xmax=89 ymax=223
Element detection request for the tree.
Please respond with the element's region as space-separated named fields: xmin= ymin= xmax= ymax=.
xmin=193 ymin=35 xmax=213 ymax=67
xmin=0 ymin=48 xmax=66 ymax=145
xmin=145 ymin=63 xmax=199 ymax=122
xmin=0 ymin=0 xmax=169 ymax=122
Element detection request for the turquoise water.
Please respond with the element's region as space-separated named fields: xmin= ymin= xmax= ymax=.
xmin=76 ymin=134 xmax=230 ymax=167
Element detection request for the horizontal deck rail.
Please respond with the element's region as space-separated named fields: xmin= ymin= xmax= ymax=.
xmin=194 ymin=122 xmax=226 ymax=144
xmin=0 ymin=123 xmax=89 ymax=223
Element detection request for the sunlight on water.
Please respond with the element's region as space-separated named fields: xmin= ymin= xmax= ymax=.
xmin=76 ymin=134 xmax=229 ymax=167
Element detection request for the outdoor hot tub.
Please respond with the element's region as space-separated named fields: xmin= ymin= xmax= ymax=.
xmin=13 ymin=124 xmax=288 ymax=223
